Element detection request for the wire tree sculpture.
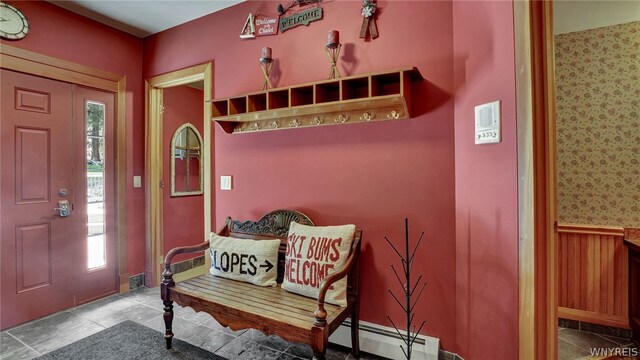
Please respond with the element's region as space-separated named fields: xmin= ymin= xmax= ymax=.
xmin=384 ymin=218 xmax=427 ymax=360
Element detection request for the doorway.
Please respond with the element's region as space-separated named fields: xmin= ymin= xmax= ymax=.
xmin=0 ymin=70 xmax=117 ymax=329
xmin=144 ymin=63 xmax=213 ymax=287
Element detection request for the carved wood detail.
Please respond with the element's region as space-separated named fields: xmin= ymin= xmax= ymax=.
xmin=230 ymin=209 xmax=315 ymax=237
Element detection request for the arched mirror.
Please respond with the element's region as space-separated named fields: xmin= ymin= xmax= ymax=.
xmin=171 ymin=123 xmax=203 ymax=196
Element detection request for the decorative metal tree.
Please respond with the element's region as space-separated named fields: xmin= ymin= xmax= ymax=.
xmin=384 ymin=218 xmax=427 ymax=360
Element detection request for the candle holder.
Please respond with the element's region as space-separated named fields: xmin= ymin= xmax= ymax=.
xmin=326 ymin=30 xmax=341 ymax=79
xmin=325 ymin=43 xmax=341 ymax=80
xmin=259 ymin=57 xmax=274 ymax=90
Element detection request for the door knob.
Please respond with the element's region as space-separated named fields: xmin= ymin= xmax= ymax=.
xmin=54 ymin=200 xmax=71 ymax=217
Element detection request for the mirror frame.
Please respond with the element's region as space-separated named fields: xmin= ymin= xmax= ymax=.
xmin=170 ymin=122 xmax=204 ymax=196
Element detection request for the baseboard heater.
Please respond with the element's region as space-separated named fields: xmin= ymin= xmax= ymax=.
xmin=329 ymin=319 xmax=440 ymax=360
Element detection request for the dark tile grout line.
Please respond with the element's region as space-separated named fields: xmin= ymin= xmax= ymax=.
xmin=3 ymin=330 xmax=42 ymax=357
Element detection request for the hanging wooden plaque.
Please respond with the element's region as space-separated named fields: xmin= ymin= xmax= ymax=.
xmin=255 ymin=16 xmax=279 ymax=36
xmin=279 ymin=7 xmax=323 ymax=32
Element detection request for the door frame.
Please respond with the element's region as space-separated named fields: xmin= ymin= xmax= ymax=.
xmin=0 ymin=44 xmax=129 ymax=293
xmin=145 ymin=63 xmax=213 ymax=287
xmin=515 ymin=1 xmax=557 ymax=359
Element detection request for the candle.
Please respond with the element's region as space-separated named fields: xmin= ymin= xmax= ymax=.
xmin=328 ymin=30 xmax=339 ymax=46
xmin=261 ymin=46 xmax=272 ymax=59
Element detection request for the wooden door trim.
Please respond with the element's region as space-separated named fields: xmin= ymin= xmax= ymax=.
xmin=0 ymin=44 xmax=129 ymax=293
xmin=145 ymin=63 xmax=213 ymax=287
xmin=515 ymin=1 xmax=557 ymax=359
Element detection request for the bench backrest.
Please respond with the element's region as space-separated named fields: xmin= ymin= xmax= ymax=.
xmin=217 ymin=209 xmax=361 ymax=299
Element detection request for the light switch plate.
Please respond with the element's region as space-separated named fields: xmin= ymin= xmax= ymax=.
xmin=133 ymin=176 xmax=142 ymax=188
xmin=220 ymin=175 xmax=232 ymax=190
xmin=474 ymin=100 xmax=501 ymax=144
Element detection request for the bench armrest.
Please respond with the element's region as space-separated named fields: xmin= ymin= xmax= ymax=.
xmin=313 ymin=230 xmax=362 ymax=326
xmin=161 ymin=241 xmax=210 ymax=290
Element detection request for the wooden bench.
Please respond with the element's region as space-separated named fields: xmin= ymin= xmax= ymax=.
xmin=160 ymin=209 xmax=362 ymax=359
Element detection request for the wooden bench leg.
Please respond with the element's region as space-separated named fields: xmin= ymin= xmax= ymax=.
xmin=312 ymin=350 xmax=326 ymax=360
xmin=311 ymin=334 xmax=326 ymax=360
xmin=163 ymin=299 xmax=174 ymax=349
xmin=351 ymin=311 xmax=360 ymax=357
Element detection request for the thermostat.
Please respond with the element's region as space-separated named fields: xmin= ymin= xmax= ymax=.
xmin=474 ymin=100 xmax=501 ymax=144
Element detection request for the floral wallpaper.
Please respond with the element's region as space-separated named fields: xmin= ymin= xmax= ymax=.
xmin=555 ymin=21 xmax=640 ymax=227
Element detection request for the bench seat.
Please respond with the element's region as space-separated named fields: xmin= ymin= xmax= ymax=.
xmin=172 ymin=274 xmax=349 ymax=344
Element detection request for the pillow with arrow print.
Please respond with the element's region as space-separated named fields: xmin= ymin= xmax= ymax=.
xmin=209 ymin=233 xmax=280 ymax=287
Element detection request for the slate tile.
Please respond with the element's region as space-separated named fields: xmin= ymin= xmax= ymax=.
xmin=215 ymin=336 xmax=281 ymax=360
xmin=0 ymin=346 xmax=39 ymax=360
xmin=1 ymin=333 xmax=24 ymax=355
xmin=558 ymin=339 xmax=590 ymax=360
xmin=559 ymin=328 xmax=622 ymax=350
xmin=247 ymin=329 xmax=290 ymax=352
xmin=119 ymin=286 xmax=161 ymax=306
xmin=7 ymin=312 xmax=104 ymax=354
xmin=178 ymin=324 xmax=236 ymax=354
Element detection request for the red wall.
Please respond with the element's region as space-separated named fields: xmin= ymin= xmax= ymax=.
xmin=4 ymin=0 xmax=522 ymax=357
xmin=162 ymin=86 xmax=205 ymax=262
xmin=453 ymin=1 xmax=519 ymax=359
xmin=144 ymin=0 xmax=457 ymax=350
xmin=1 ymin=1 xmax=147 ymax=276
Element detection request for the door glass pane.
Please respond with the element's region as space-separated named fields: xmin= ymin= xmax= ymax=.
xmin=86 ymin=101 xmax=106 ymax=270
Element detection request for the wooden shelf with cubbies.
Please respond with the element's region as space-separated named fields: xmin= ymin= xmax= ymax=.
xmin=209 ymin=67 xmax=422 ymax=134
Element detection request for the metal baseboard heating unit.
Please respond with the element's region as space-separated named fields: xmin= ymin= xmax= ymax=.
xmin=329 ymin=319 xmax=440 ymax=360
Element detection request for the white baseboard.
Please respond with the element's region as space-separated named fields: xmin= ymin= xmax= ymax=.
xmin=329 ymin=319 xmax=440 ymax=360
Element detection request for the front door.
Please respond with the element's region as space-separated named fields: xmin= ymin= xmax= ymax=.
xmin=0 ymin=70 xmax=116 ymax=329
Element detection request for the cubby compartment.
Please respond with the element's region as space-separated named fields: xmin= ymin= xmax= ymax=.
xmin=342 ymin=77 xmax=369 ymax=100
xmin=290 ymin=86 xmax=314 ymax=106
xmin=371 ymin=72 xmax=401 ymax=97
xmin=315 ymin=81 xmax=340 ymax=103
xmin=268 ymin=90 xmax=289 ymax=109
xmin=248 ymin=93 xmax=267 ymax=112
xmin=229 ymin=96 xmax=247 ymax=115
xmin=211 ymin=100 xmax=228 ymax=117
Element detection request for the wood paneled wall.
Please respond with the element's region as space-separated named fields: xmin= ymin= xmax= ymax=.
xmin=558 ymin=224 xmax=629 ymax=328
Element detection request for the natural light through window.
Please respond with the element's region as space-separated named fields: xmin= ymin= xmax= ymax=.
xmin=86 ymin=101 xmax=106 ymax=270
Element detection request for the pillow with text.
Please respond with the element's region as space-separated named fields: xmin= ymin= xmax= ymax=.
xmin=282 ymin=222 xmax=356 ymax=306
xmin=209 ymin=233 xmax=280 ymax=287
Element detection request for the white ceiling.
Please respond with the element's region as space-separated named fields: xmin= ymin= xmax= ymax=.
xmin=48 ymin=0 xmax=244 ymax=38
xmin=554 ymin=0 xmax=640 ymax=35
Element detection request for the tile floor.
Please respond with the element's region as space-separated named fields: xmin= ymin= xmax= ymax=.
xmin=559 ymin=327 xmax=639 ymax=360
xmin=0 ymin=287 xmax=382 ymax=360
xmin=3 ymin=288 xmax=638 ymax=360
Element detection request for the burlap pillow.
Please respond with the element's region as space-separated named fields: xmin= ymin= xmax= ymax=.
xmin=209 ymin=233 xmax=280 ymax=287
xmin=282 ymin=222 xmax=355 ymax=306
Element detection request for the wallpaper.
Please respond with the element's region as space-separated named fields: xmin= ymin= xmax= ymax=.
xmin=555 ymin=21 xmax=640 ymax=227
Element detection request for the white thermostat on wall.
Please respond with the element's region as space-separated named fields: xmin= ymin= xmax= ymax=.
xmin=474 ymin=100 xmax=501 ymax=145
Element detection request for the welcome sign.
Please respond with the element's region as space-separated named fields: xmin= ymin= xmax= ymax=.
xmin=279 ymin=7 xmax=323 ymax=32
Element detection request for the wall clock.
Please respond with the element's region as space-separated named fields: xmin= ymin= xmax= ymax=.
xmin=0 ymin=2 xmax=29 ymax=40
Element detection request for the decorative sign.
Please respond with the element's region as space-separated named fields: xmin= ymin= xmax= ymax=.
xmin=240 ymin=13 xmax=256 ymax=39
xmin=255 ymin=16 xmax=279 ymax=36
xmin=279 ymin=7 xmax=323 ymax=32
xmin=359 ymin=0 xmax=379 ymax=40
